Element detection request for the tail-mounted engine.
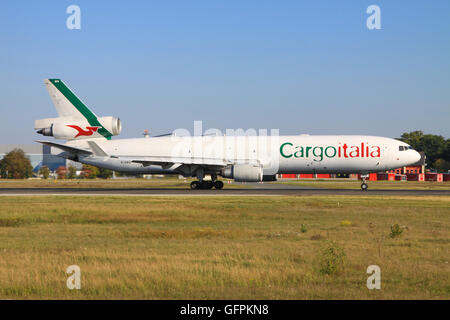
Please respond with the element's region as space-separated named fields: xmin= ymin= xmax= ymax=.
xmin=35 ymin=116 xmax=121 ymax=140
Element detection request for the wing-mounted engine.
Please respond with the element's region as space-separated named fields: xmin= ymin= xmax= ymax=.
xmin=35 ymin=116 xmax=121 ymax=140
xmin=221 ymin=164 xmax=263 ymax=182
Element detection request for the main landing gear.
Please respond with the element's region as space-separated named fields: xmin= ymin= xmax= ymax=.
xmin=360 ymin=174 xmax=369 ymax=191
xmin=190 ymin=180 xmax=224 ymax=190
xmin=190 ymin=171 xmax=224 ymax=190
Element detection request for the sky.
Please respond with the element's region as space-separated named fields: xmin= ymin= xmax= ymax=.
xmin=0 ymin=0 xmax=449 ymax=143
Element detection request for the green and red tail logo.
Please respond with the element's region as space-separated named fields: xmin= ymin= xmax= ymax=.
xmin=67 ymin=125 xmax=102 ymax=138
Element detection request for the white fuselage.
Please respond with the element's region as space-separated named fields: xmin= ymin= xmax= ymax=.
xmin=68 ymin=135 xmax=421 ymax=176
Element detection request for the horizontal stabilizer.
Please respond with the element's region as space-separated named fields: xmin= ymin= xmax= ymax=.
xmin=35 ymin=140 xmax=93 ymax=155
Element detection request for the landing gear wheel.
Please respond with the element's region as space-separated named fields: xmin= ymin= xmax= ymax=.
xmin=361 ymin=183 xmax=368 ymax=191
xmin=201 ymin=181 xmax=214 ymax=189
xmin=214 ymin=181 xmax=224 ymax=190
xmin=190 ymin=181 xmax=200 ymax=190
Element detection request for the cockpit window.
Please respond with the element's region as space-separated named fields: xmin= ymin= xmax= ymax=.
xmin=399 ymin=145 xmax=414 ymax=151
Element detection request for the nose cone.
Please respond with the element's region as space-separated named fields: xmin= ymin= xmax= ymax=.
xmin=413 ymin=151 xmax=421 ymax=163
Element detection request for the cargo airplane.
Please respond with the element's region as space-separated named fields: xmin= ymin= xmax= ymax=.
xmin=35 ymin=79 xmax=421 ymax=190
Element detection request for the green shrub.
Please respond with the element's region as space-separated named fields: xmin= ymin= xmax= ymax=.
xmin=319 ymin=243 xmax=346 ymax=275
xmin=300 ymin=224 xmax=308 ymax=233
xmin=390 ymin=224 xmax=404 ymax=238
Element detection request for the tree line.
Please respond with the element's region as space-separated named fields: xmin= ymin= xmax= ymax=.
xmin=0 ymin=149 xmax=113 ymax=179
xmin=399 ymin=131 xmax=450 ymax=172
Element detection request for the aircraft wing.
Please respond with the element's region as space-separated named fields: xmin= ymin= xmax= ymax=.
xmin=130 ymin=156 xmax=261 ymax=168
xmin=36 ymin=140 xmax=259 ymax=170
xmin=130 ymin=156 xmax=256 ymax=175
xmin=130 ymin=157 xmax=234 ymax=168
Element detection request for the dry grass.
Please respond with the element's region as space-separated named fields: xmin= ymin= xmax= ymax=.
xmin=0 ymin=195 xmax=448 ymax=299
xmin=0 ymin=178 xmax=190 ymax=189
xmin=0 ymin=178 xmax=249 ymax=190
xmin=1 ymin=178 xmax=448 ymax=190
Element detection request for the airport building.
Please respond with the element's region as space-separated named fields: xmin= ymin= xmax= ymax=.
xmin=0 ymin=144 xmax=68 ymax=172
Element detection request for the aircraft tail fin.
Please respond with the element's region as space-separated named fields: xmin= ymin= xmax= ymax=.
xmin=44 ymin=79 xmax=98 ymax=119
xmin=36 ymin=79 xmax=121 ymax=141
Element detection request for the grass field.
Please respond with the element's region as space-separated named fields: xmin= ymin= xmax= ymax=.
xmin=0 ymin=195 xmax=448 ymax=299
xmin=0 ymin=178 xmax=191 ymax=189
xmin=0 ymin=178 xmax=449 ymax=190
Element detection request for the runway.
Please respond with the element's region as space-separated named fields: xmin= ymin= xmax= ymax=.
xmin=0 ymin=186 xmax=449 ymax=196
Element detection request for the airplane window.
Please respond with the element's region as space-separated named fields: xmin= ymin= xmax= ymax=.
xmin=399 ymin=146 xmax=404 ymax=151
xmin=408 ymin=146 xmax=414 ymax=150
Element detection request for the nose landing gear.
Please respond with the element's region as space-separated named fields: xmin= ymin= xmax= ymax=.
xmin=360 ymin=174 xmax=369 ymax=191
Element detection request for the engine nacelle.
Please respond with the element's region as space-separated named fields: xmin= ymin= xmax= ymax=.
xmin=36 ymin=116 xmax=121 ymax=140
xmin=99 ymin=116 xmax=122 ymax=136
xmin=221 ymin=164 xmax=263 ymax=182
